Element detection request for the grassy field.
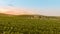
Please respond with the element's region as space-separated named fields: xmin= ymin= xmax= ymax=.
xmin=0 ymin=14 xmax=60 ymax=34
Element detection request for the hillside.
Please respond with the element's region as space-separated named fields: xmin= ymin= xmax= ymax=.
xmin=0 ymin=13 xmax=60 ymax=34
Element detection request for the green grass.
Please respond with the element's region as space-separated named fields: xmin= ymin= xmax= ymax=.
xmin=0 ymin=14 xmax=60 ymax=34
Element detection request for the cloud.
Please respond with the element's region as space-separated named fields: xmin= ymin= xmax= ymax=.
xmin=0 ymin=6 xmax=38 ymax=15
xmin=0 ymin=6 xmax=60 ymax=16
xmin=39 ymin=8 xmax=60 ymax=16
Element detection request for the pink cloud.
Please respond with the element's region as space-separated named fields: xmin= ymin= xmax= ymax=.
xmin=0 ymin=6 xmax=37 ymax=15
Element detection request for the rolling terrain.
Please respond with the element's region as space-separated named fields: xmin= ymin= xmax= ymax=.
xmin=0 ymin=13 xmax=60 ymax=34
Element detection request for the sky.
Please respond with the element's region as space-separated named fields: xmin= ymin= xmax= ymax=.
xmin=0 ymin=0 xmax=60 ymax=16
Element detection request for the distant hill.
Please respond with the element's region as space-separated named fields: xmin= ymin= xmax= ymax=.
xmin=0 ymin=13 xmax=59 ymax=19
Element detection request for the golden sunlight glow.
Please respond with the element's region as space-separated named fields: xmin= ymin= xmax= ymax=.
xmin=0 ymin=7 xmax=36 ymax=15
xmin=0 ymin=8 xmax=9 ymax=13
